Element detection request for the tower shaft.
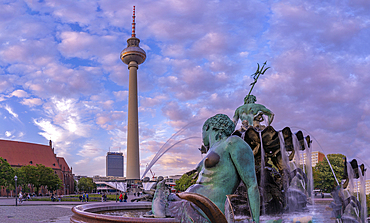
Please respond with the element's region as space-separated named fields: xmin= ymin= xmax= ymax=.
xmin=120 ymin=6 xmax=146 ymax=180
xmin=126 ymin=61 xmax=140 ymax=179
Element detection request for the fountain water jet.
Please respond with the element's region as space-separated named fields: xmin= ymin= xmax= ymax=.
xmin=142 ymin=136 xmax=201 ymax=180
xmin=141 ymin=118 xmax=204 ymax=179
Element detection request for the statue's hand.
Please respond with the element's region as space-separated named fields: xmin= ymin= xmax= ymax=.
xmin=198 ymin=144 xmax=208 ymax=154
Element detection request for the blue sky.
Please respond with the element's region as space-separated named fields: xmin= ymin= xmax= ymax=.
xmin=1 ymin=0 xmax=370 ymax=179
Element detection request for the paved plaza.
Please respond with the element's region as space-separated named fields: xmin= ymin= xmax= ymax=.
xmin=0 ymin=196 xmax=135 ymax=223
xmin=0 ymin=204 xmax=73 ymax=223
xmin=0 ymin=198 xmax=75 ymax=223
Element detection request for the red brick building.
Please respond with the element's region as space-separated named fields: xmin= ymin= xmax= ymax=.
xmin=0 ymin=139 xmax=74 ymax=196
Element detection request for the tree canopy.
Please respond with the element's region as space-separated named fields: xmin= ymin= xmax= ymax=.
xmin=0 ymin=157 xmax=15 ymax=190
xmin=314 ymin=154 xmax=345 ymax=192
xmin=77 ymin=177 xmax=96 ymax=193
xmin=16 ymin=164 xmax=62 ymax=194
xmin=174 ymin=172 xmax=198 ymax=192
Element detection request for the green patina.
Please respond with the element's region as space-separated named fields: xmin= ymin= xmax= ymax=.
xmin=155 ymin=114 xmax=260 ymax=223
xmin=233 ymin=94 xmax=274 ymax=130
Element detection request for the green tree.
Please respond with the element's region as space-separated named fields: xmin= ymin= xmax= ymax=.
xmin=367 ymin=194 xmax=370 ymax=217
xmin=45 ymin=171 xmax=62 ymax=193
xmin=174 ymin=172 xmax=198 ymax=192
xmin=14 ymin=168 xmax=27 ymax=192
xmin=21 ymin=165 xmax=39 ymax=193
xmin=78 ymin=177 xmax=96 ymax=193
xmin=21 ymin=164 xmax=61 ymax=194
xmin=37 ymin=164 xmax=62 ymax=193
xmin=314 ymin=154 xmax=345 ymax=192
xmin=74 ymin=179 xmax=77 ymax=193
xmin=0 ymin=157 xmax=15 ymax=196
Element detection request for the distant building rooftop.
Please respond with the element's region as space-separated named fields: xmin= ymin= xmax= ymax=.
xmin=0 ymin=139 xmax=60 ymax=170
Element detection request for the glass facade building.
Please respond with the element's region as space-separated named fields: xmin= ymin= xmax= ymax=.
xmin=106 ymin=152 xmax=124 ymax=177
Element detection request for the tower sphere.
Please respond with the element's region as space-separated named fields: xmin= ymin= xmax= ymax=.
xmin=120 ymin=37 xmax=146 ymax=65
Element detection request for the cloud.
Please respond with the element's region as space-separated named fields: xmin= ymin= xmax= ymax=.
xmin=2 ymin=104 xmax=20 ymax=121
xmin=96 ymin=111 xmax=126 ymax=130
xmin=58 ymin=31 xmax=96 ymax=59
xmin=5 ymin=131 xmax=12 ymax=137
xmin=33 ymin=118 xmax=66 ymax=143
xmin=0 ymin=38 xmax=57 ymax=65
xmin=19 ymin=63 xmax=104 ymax=98
xmin=32 ymin=97 xmax=94 ymax=157
xmin=21 ymin=98 xmax=43 ymax=107
xmin=113 ymin=91 xmax=128 ymax=101
xmin=0 ymin=75 xmax=17 ymax=94
xmin=162 ymin=101 xmax=193 ymax=121
xmin=77 ymin=140 xmax=104 ymax=158
xmin=10 ymin=90 xmax=28 ymax=98
xmin=140 ymin=94 xmax=168 ymax=107
xmin=108 ymin=128 xmax=127 ymax=149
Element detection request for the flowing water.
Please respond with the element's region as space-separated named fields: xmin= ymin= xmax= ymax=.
xmin=260 ymin=202 xmax=333 ymax=222
xmin=141 ymin=119 xmax=204 ymax=179
xmin=359 ymin=171 xmax=367 ymax=223
xmin=346 ymin=163 xmax=355 ymax=195
xmin=232 ymin=201 xmax=333 ymax=222
xmin=142 ymin=136 xmax=201 ymax=179
xmin=278 ymin=131 xmax=291 ymax=208
xmin=291 ymin=133 xmax=301 ymax=172
xmin=258 ymin=131 xmax=266 ymax=215
xmin=303 ymin=138 xmax=314 ymax=203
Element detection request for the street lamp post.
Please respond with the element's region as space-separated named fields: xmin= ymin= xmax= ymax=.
xmin=115 ymin=179 xmax=117 ymax=203
xmin=14 ymin=176 xmax=17 ymax=206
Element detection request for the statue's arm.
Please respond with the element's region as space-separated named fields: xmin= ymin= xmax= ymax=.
xmin=228 ymin=138 xmax=260 ymax=223
xmin=259 ymin=106 xmax=274 ymax=125
xmin=268 ymin=113 xmax=274 ymax=125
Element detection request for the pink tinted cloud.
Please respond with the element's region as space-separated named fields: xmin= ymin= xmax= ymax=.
xmin=1 ymin=25 xmax=58 ymax=65
xmin=58 ymin=31 xmax=96 ymax=59
xmin=113 ymin=91 xmax=128 ymax=101
xmin=21 ymin=98 xmax=43 ymax=107
xmin=269 ymin=1 xmax=366 ymax=52
xmin=96 ymin=111 xmax=126 ymax=130
xmin=43 ymin=0 xmax=98 ymax=26
xmin=0 ymin=75 xmax=17 ymax=93
xmin=162 ymin=101 xmax=192 ymax=121
xmin=18 ymin=62 xmax=104 ymax=98
xmin=140 ymin=95 xmax=168 ymax=107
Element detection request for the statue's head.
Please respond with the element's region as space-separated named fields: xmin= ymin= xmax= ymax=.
xmin=202 ymin=114 xmax=235 ymax=146
xmin=244 ymin=94 xmax=257 ymax=104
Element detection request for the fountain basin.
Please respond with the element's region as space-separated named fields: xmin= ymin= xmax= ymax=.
xmin=70 ymin=202 xmax=179 ymax=223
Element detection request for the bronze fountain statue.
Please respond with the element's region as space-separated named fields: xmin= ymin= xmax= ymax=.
xmin=148 ymin=63 xmax=314 ymax=222
xmin=149 ymin=93 xmax=315 ymax=222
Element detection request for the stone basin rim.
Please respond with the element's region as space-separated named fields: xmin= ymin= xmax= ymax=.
xmin=70 ymin=202 xmax=179 ymax=223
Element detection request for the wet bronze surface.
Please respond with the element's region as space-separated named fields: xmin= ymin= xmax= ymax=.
xmin=204 ymin=151 xmax=220 ymax=168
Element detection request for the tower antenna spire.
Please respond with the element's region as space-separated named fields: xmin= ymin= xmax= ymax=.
xmin=132 ymin=6 xmax=136 ymax=37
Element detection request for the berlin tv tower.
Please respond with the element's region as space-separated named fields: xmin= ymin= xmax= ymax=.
xmin=120 ymin=6 xmax=146 ymax=180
